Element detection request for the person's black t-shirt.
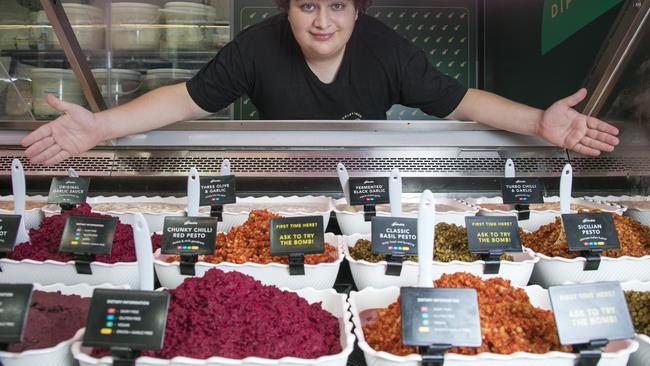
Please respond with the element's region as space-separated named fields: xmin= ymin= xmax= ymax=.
xmin=186 ymin=12 xmax=468 ymax=120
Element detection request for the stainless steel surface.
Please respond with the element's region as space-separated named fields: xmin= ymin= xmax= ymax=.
xmin=41 ymin=0 xmax=106 ymax=112
xmin=582 ymin=0 xmax=649 ymax=117
xmin=0 ymin=147 xmax=570 ymax=178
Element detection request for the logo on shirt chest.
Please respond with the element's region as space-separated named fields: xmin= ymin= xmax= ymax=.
xmin=341 ymin=112 xmax=363 ymax=120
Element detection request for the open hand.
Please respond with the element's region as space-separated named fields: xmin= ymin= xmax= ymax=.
xmin=538 ymin=88 xmax=619 ymax=156
xmin=21 ymin=95 xmax=105 ymax=165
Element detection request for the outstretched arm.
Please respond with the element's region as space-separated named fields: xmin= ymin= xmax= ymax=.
xmin=447 ymin=88 xmax=619 ymax=156
xmin=21 ymin=83 xmax=210 ymax=165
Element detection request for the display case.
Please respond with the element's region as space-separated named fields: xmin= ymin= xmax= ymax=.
xmin=0 ymin=0 xmax=648 ymax=196
xmin=0 ymin=0 xmax=231 ymax=121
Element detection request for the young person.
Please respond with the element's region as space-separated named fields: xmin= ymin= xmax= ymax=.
xmin=22 ymin=0 xmax=619 ymax=165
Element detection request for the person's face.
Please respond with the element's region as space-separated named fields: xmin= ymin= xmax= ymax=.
xmin=287 ymin=0 xmax=358 ymax=62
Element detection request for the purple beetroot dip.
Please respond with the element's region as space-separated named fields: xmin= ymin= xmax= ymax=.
xmin=9 ymin=203 xmax=162 ymax=263
xmin=92 ymin=268 xmax=342 ymax=360
xmin=7 ymin=291 xmax=91 ymax=353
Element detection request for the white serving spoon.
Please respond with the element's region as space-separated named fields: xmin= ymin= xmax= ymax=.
xmin=504 ymin=159 xmax=515 ymax=178
xmin=133 ymin=213 xmax=154 ymax=291
xmin=337 ymin=162 xmax=350 ymax=204
xmin=389 ymin=168 xmax=402 ymax=217
xmin=11 ymin=159 xmax=29 ymax=244
xmin=560 ymin=164 xmax=573 ymax=214
xmin=187 ymin=167 xmax=200 ymax=217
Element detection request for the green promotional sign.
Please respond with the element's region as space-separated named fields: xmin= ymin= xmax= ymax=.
xmin=542 ymin=0 xmax=623 ymax=54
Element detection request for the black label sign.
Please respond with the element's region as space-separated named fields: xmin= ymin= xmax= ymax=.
xmin=47 ymin=177 xmax=90 ymax=205
xmin=549 ymin=282 xmax=635 ymax=345
xmin=199 ymin=175 xmax=236 ymax=206
xmin=269 ymin=216 xmax=324 ymax=256
xmin=83 ymin=289 xmax=170 ymax=350
xmin=371 ymin=216 xmax=418 ymax=255
xmin=161 ymin=216 xmax=217 ymax=255
xmin=59 ymin=216 xmax=117 ymax=255
xmin=400 ymin=287 xmax=481 ymax=347
xmin=465 ymin=216 xmax=522 ymax=254
xmin=561 ymin=213 xmax=620 ymax=252
xmin=0 ymin=284 xmax=33 ymax=344
xmin=0 ymin=215 xmax=21 ymax=253
xmin=501 ymin=178 xmax=544 ymax=204
xmin=348 ymin=177 xmax=390 ymax=205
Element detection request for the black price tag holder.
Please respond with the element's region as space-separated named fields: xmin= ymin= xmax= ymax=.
xmin=161 ymin=216 xmax=218 ymax=276
xmin=348 ymin=177 xmax=390 ymax=222
xmin=199 ymin=175 xmax=236 ymax=223
xmin=0 ymin=214 xmax=22 ymax=272
xmin=269 ymin=216 xmax=324 ymax=276
xmin=47 ymin=176 xmax=90 ymax=213
xmin=0 ymin=284 xmax=33 ymax=350
xmin=465 ymin=216 xmax=522 ymax=275
xmin=401 ymin=287 xmax=481 ymax=366
xmin=549 ymin=282 xmax=635 ymax=366
xmin=59 ymin=216 xmax=117 ymax=275
xmin=83 ymin=289 xmax=170 ymax=366
xmin=371 ymin=216 xmax=418 ymax=276
xmin=500 ymin=178 xmax=544 ymax=221
xmin=561 ymin=213 xmax=620 ymax=271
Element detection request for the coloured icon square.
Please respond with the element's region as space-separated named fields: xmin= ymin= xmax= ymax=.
xmin=422 ymin=320 xmax=429 ymax=326
xmin=106 ymin=314 xmax=115 ymax=321
xmin=107 ymin=308 xmax=116 ymax=314
xmin=418 ymin=326 xmax=430 ymax=333
xmin=420 ymin=306 xmax=428 ymax=312
xmin=421 ymin=313 xmax=429 ymax=319
xmin=100 ymin=328 xmax=112 ymax=335
xmin=106 ymin=321 xmax=113 ymax=327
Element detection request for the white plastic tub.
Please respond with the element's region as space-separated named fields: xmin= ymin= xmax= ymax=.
xmin=72 ymin=287 xmax=354 ymax=366
xmin=587 ymin=195 xmax=650 ymax=227
xmin=350 ymin=286 xmax=638 ymax=366
xmin=0 ymin=259 xmax=143 ymax=289
xmin=344 ymin=233 xmax=538 ymax=289
xmin=0 ymin=282 xmax=128 ymax=366
xmin=50 ymin=4 xmax=104 ymax=50
xmin=196 ymin=195 xmax=335 ymax=232
xmin=111 ymin=2 xmax=160 ymax=50
xmin=0 ymin=195 xmax=47 ymax=230
xmin=91 ymin=68 xmax=141 ymax=107
xmin=162 ymin=2 xmax=215 ymax=49
xmin=154 ymin=232 xmax=343 ymax=289
xmin=43 ymin=196 xmax=187 ymax=233
xmin=464 ymin=196 xmax=624 ymax=232
xmin=620 ymin=280 xmax=650 ymax=366
xmin=530 ymin=253 xmax=650 ymax=287
xmin=31 ymin=68 xmax=84 ymax=116
xmin=143 ymin=68 xmax=194 ymax=91
xmin=335 ymin=196 xmax=477 ymax=235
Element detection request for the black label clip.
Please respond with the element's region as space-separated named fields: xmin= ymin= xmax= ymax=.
xmin=73 ymin=253 xmax=95 ymax=275
xmin=419 ymin=344 xmax=451 ymax=366
xmin=481 ymin=252 xmax=501 ymax=275
xmin=60 ymin=203 xmax=75 ymax=213
xmin=574 ymin=338 xmax=608 ymax=366
xmin=112 ymin=347 xmax=140 ymax=366
xmin=210 ymin=204 xmax=223 ymax=222
xmin=514 ymin=204 xmax=530 ymax=221
xmin=363 ymin=204 xmax=376 ymax=222
xmin=288 ymin=253 xmax=305 ymax=276
xmin=385 ymin=253 xmax=404 ymax=276
xmin=180 ymin=254 xmax=198 ymax=276
xmin=581 ymin=249 xmax=602 ymax=271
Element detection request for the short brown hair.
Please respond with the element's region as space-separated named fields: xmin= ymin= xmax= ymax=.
xmin=275 ymin=0 xmax=372 ymax=12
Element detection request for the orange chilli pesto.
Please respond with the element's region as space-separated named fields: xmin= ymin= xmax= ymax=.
xmin=165 ymin=209 xmax=338 ymax=264
xmin=362 ymin=272 xmax=571 ymax=356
